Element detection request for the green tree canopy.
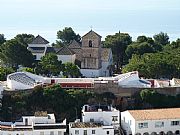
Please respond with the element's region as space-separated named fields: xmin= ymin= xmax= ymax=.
xmin=0 ymin=34 xmax=6 ymax=45
xmin=104 ymin=32 xmax=132 ymax=70
xmin=56 ymin=27 xmax=81 ymax=46
xmin=140 ymin=89 xmax=180 ymax=108
xmin=39 ymin=53 xmax=63 ymax=76
xmin=0 ymin=67 xmax=14 ymax=81
xmin=125 ymin=42 xmax=154 ymax=59
xmin=0 ymin=39 xmax=34 ymax=68
xmin=63 ymin=62 xmax=81 ymax=78
xmin=14 ymin=34 xmax=35 ymax=47
xmin=137 ymin=35 xmax=148 ymax=43
xmin=153 ymin=32 xmax=170 ymax=46
xmin=123 ymin=48 xmax=180 ymax=78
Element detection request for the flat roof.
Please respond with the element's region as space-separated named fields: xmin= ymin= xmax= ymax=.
xmin=128 ymin=108 xmax=180 ymax=121
xmin=71 ymin=122 xmax=102 ymax=128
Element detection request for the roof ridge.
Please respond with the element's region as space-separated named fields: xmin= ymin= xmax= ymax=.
xmin=30 ymin=35 xmax=49 ymax=44
xmin=82 ymin=30 xmax=102 ymax=38
xmin=56 ymin=46 xmax=75 ymax=55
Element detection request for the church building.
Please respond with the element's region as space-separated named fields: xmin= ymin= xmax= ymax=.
xmin=28 ymin=30 xmax=113 ymax=77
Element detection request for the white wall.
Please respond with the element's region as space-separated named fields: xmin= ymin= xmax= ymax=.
xmin=57 ymin=54 xmax=76 ymax=64
xmin=28 ymin=44 xmax=51 ymax=47
xmin=121 ymin=111 xmax=136 ymax=135
xmin=0 ymin=85 xmax=3 ymax=98
xmin=1 ymin=129 xmax=66 ymax=135
xmin=101 ymin=50 xmax=113 ymax=77
xmin=82 ymin=110 xmax=120 ymax=128
xmin=101 ymin=61 xmax=110 ymax=77
xmin=33 ymin=53 xmax=45 ymax=60
xmin=117 ymin=73 xmax=151 ymax=88
xmin=80 ymin=68 xmax=101 ymax=78
xmin=135 ymin=119 xmax=180 ymax=134
xmin=7 ymin=79 xmax=34 ymax=90
xmin=1 ymin=130 xmax=33 ymax=135
xmin=69 ymin=125 xmax=114 ymax=135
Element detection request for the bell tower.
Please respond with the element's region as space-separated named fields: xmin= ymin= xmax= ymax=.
xmin=81 ymin=30 xmax=102 ymax=69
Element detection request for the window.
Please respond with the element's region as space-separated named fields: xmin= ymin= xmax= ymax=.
xmin=175 ymin=130 xmax=180 ymax=135
xmin=138 ymin=122 xmax=148 ymax=129
xmin=50 ymin=131 xmax=54 ymax=135
xmin=107 ymin=131 xmax=110 ymax=134
xmin=171 ymin=121 xmax=180 ymax=126
xmin=58 ymin=131 xmax=62 ymax=135
xmin=89 ymin=40 xmax=92 ymax=47
xmin=155 ymin=122 xmax=164 ymax=128
xmin=75 ymin=130 xmax=79 ymax=135
xmin=90 ymin=118 xmax=94 ymax=122
xmin=33 ymin=55 xmax=37 ymax=60
xmin=40 ymin=132 xmax=44 ymax=135
xmin=25 ymin=118 xmax=28 ymax=125
xmin=92 ymin=130 xmax=96 ymax=134
xmin=84 ymin=130 xmax=87 ymax=135
xmin=129 ymin=120 xmax=132 ymax=126
xmin=112 ymin=116 xmax=118 ymax=122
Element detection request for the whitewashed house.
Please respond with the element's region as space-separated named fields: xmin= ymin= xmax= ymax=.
xmin=69 ymin=105 xmax=120 ymax=135
xmin=69 ymin=122 xmax=114 ymax=135
xmin=27 ymin=35 xmax=76 ymax=63
xmin=0 ymin=112 xmax=66 ymax=135
xmin=121 ymin=108 xmax=180 ymax=135
xmin=28 ymin=35 xmax=51 ymax=60
xmin=82 ymin=105 xmax=120 ymax=129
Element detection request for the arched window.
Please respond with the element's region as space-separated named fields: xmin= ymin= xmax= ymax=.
xmin=89 ymin=40 xmax=92 ymax=47
xmin=167 ymin=131 xmax=173 ymax=135
xmin=151 ymin=132 xmax=157 ymax=135
xmin=159 ymin=131 xmax=165 ymax=135
xmin=143 ymin=132 xmax=149 ymax=135
xmin=175 ymin=130 xmax=180 ymax=135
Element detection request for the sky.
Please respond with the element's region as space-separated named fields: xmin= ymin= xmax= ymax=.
xmin=0 ymin=0 xmax=180 ymax=43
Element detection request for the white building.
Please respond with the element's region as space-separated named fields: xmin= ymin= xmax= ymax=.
xmin=69 ymin=105 xmax=120 ymax=135
xmin=82 ymin=105 xmax=120 ymax=129
xmin=0 ymin=112 xmax=66 ymax=135
xmin=69 ymin=122 xmax=114 ymax=135
xmin=28 ymin=35 xmax=51 ymax=61
xmin=6 ymin=71 xmax=151 ymax=90
xmin=27 ymin=35 xmax=76 ymax=63
xmin=121 ymin=108 xmax=180 ymax=135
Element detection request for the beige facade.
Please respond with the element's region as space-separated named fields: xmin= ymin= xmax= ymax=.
xmin=81 ymin=30 xmax=102 ymax=69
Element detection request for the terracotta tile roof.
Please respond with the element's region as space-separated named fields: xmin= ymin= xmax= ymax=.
xmin=101 ymin=48 xmax=111 ymax=62
xmin=128 ymin=108 xmax=180 ymax=121
xmin=31 ymin=35 xmax=49 ymax=44
xmin=68 ymin=40 xmax=81 ymax=48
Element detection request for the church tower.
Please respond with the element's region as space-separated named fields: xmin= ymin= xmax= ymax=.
xmin=81 ymin=30 xmax=102 ymax=70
